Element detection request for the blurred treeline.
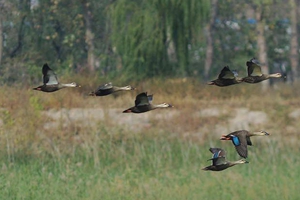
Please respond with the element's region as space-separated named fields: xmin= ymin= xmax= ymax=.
xmin=0 ymin=0 xmax=298 ymax=84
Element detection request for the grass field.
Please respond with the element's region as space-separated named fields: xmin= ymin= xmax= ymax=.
xmin=0 ymin=78 xmax=299 ymax=199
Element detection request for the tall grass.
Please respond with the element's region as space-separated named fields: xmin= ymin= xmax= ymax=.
xmin=0 ymin=78 xmax=299 ymax=199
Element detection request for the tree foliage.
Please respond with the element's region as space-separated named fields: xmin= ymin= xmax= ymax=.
xmin=0 ymin=0 xmax=297 ymax=83
xmin=108 ymin=0 xmax=210 ymax=79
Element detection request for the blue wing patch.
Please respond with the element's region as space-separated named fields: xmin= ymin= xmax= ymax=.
xmin=213 ymin=152 xmax=218 ymax=159
xmin=231 ymin=136 xmax=240 ymax=146
xmin=212 ymin=150 xmax=221 ymax=158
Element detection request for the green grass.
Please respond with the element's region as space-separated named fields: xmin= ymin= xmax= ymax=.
xmin=0 ymin=130 xmax=299 ymax=200
xmin=0 ymin=79 xmax=299 ymax=199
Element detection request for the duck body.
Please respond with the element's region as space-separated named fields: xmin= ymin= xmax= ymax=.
xmin=242 ymin=58 xmax=282 ymax=83
xmin=209 ymin=78 xmax=241 ymax=87
xmin=89 ymin=83 xmax=135 ymax=96
xmin=91 ymin=87 xmax=115 ymax=96
xmin=33 ymin=64 xmax=80 ymax=92
xmin=202 ymin=165 xmax=227 ymax=171
xmin=123 ymin=92 xmax=172 ymax=114
xmin=208 ymin=66 xmax=242 ymax=87
xmin=202 ymin=148 xmax=248 ymax=171
xmin=123 ymin=104 xmax=153 ymax=113
xmin=242 ymin=75 xmax=269 ymax=83
xmin=220 ymin=130 xmax=269 ymax=158
xmin=33 ymin=85 xmax=60 ymax=92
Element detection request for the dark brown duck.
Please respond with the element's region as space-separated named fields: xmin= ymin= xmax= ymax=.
xmin=208 ymin=66 xmax=243 ymax=87
xmin=220 ymin=130 xmax=269 ymax=158
xmin=202 ymin=148 xmax=248 ymax=171
xmin=242 ymin=58 xmax=282 ymax=83
xmin=33 ymin=64 xmax=80 ymax=92
xmin=123 ymin=92 xmax=173 ymax=113
xmin=89 ymin=82 xmax=135 ymax=96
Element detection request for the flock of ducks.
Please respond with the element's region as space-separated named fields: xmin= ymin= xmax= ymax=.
xmin=208 ymin=58 xmax=282 ymax=86
xmin=204 ymin=58 xmax=280 ymax=171
xmin=33 ymin=58 xmax=280 ymax=171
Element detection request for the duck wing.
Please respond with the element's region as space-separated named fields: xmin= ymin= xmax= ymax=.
xmin=135 ymin=92 xmax=150 ymax=106
xmin=246 ymin=136 xmax=252 ymax=146
xmin=218 ymin=66 xmax=236 ymax=80
xmin=230 ymin=134 xmax=248 ymax=158
xmin=42 ymin=64 xmax=58 ymax=85
xmin=208 ymin=148 xmax=226 ymax=166
xmin=97 ymin=82 xmax=113 ymax=90
xmin=209 ymin=148 xmax=226 ymax=157
xmin=211 ymin=157 xmax=226 ymax=166
xmin=246 ymin=58 xmax=262 ymax=76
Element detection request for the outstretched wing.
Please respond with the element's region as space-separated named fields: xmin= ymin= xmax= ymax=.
xmin=42 ymin=64 xmax=59 ymax=85
xmin=246 ymin=58 xmax=262 ymax=76
xmin=218 ymin=66 xmax=235 ymax=80
xmin=209 ymin=148 xmax=226 ymax=166
xmin=209 ymin=148 xmax=226 ymax=157
xmin=230 ymin=135 xmax=248 ymax=158
xmin=97 ymin=82 xmax=113 ymax=90
xmin=135 ymin=92 xmax=150 ymax=106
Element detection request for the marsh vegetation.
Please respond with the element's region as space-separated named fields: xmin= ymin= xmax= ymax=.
xmin=0 ymin=78 xmax=299 ymax=199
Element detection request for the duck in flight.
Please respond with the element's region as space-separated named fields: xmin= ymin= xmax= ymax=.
xmin=202 ymin=148 xmax=249 ymax=171
xmin=123 ymin=92 xmax=173 ymax=113
xmin=220 ymin=130 xmax=270 ymax=158
xmin=208 ymin=66 xmax=243 ymax=87
xmin=242 ymin=58 xmax=282 ymax=83
xmin=89 ymin=82 xmax=135 ymax=96
xmin=33 ymin=63 xmax=80 ymax=92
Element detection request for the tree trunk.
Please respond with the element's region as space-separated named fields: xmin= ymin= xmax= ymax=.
xmin=0 ymin=12 xmax=3 ymax=66
xmin=255 ymin=7 xmax=269 ymax=90
xmin=289 ymin=0 xmax=298 ymax=82
xmin=204 ymin=0 xmax=218 ymax=80
xmin=82 ymin=1 xmax=95 ymax=72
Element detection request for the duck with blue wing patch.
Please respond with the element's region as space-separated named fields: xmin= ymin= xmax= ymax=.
xmin=202 ymin=148 xmax=248 ymax=171
xmin=220 ymin=130 xmax=269 ymax=158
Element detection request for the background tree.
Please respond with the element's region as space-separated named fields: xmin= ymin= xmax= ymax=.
xmin=0 ymin=0 xmax=297 ymax=86
xmin=204 ymin=0 xmax=218 ymax=80
xmin=0 ymin=2 xmax=4 ymax=66
xmin=289 ymin=0 xmax=299 ymax=82
xmin=108 ymin=0 xmax=209 ymax=80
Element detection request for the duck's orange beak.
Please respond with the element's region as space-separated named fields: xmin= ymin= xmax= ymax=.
xmin=220 ymin=135 xmax=231 ymax=140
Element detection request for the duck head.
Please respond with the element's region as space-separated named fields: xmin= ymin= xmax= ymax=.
xmin=123 ymin=85 xmax=136 ymax=90
xmin=237 ymin=159 xmax=249 ymax=164
xmin=157 ymin=103 xmax=173 ymax=108
xmin=70 ymin=82 xmax=81 ymax=87
xmin=253 ymin=130 xmax=270 ymax=136
xmin=220 ymin=135 xmax=232 ymax=140
xmin=269 ymin=73 xmax=282 ymax=78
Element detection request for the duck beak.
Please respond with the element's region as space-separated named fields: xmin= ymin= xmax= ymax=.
xmin=123 ymin=109 xmax=132 ymax=113
xmin=220 ymin=135 xmax=231 ymax=140
xmin=207 ymin=81 xmax=215 ymax=85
